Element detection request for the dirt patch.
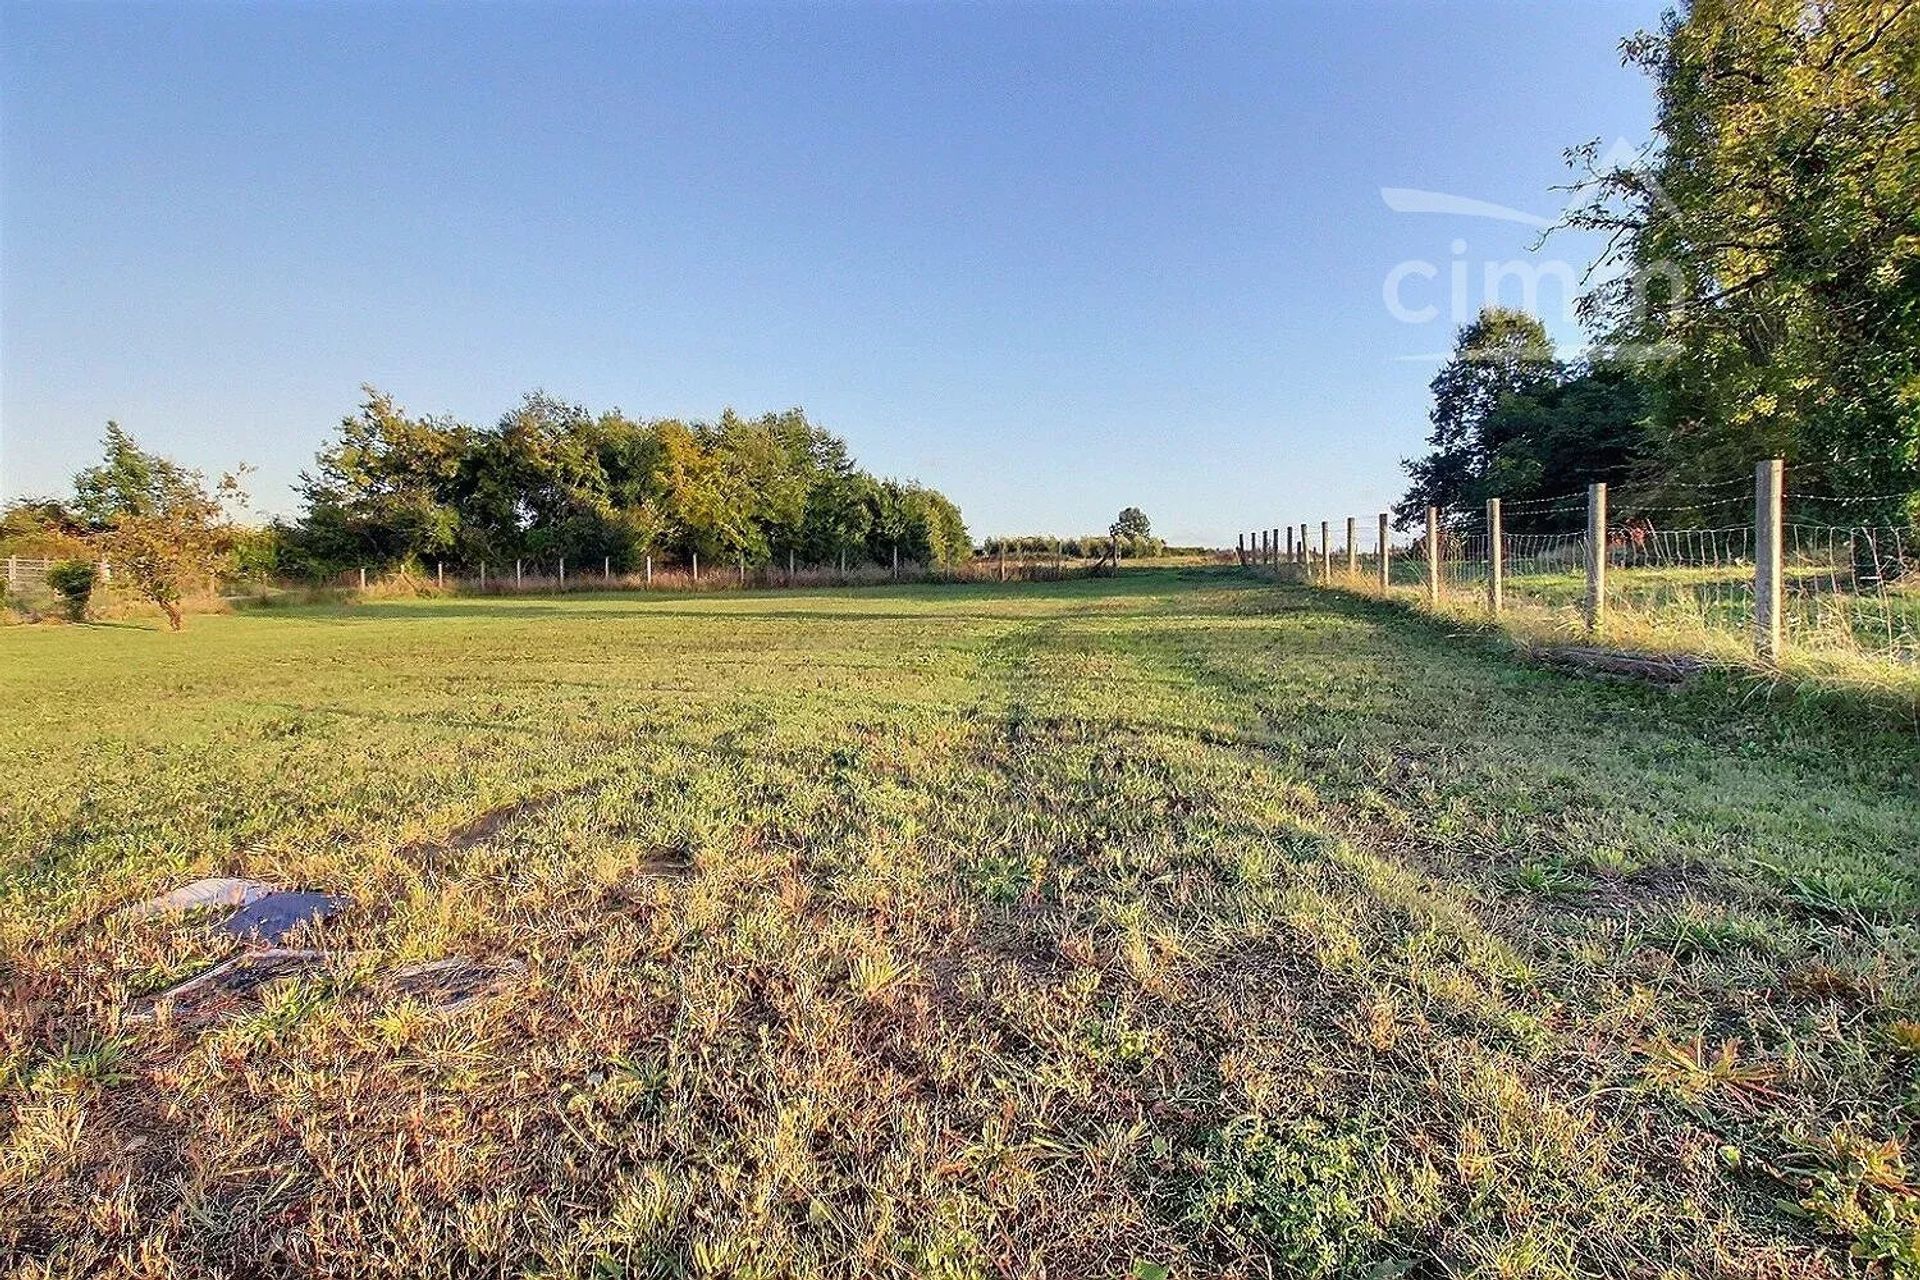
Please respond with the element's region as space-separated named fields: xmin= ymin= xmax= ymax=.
xmin=395 ymin=781 xmax=609 ymax=865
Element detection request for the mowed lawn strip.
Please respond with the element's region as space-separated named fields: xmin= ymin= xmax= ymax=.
xmin=3 ymin=569 xmax=1918 ymax=1277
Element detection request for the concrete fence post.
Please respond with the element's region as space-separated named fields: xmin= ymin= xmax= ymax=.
xmin=789 ymin=549 xmax=796 ymax=583
xmin=437 ymin=560 xmax=444 ymax=588
xmin=1377 ymin=513 xmax=1390 ymax=593
xmin=1486 ymin=498 xmax=1503 ymax=616
xmin=892 ymin=545 xmax=900 ymax=579
xmin=645 ymin=554 xmax=652 ymax=585
xmin=693 ymin=551 xmax=700 ymax=583
xmin=360 ymin=566 xmax=367 ymax=591
xmin=604 ymin=556 xmax=611 ymax=582
xmin=479 ymin=563 xmax=486 ymax=589
xmin=999 ymin=541 xmax=1006 ymax=582
xmin=1346 ymin=517 xmax=1357 ymax=580
xmin=1269 ymin=527 xmax=1278 ymax=570
xmin=559 ymin=557 xmax=565 ymax=588
xmin=1285 ymin=525 xmax=1294 ymax=565
xmin=1237 ymin=533 xmax=1246 ymax=567
xmin=1424 ymin=507 xmax=1440 ymax=608
xmin=1755 ymin=459 xmax=1784 ymax=663
xmin=516 ymin=559 xmax=523 ymax=588
xmin=738 ymin=554 xmax=745 ymax=586
xmin=1299 ymin=523 xmax=1309 ymax=568
xmin=1584 ymin=483 xmax=1607 ymax=635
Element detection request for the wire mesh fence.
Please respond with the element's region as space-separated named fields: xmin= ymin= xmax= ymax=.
xmin=1241 ymin=461 xmax=1920 ymax=674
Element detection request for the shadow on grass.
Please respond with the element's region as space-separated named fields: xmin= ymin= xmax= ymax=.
xmin=229 ymin=567 xmax=1271 ymax=626
xmin=1291 ymin=583 xmax=1920 ymax=769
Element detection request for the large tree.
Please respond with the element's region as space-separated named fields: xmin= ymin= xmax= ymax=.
xmin=1565 ymin=0 xmax=1920 ymax=517
xmin=290 ymin=388 xmax=469 ymax=571
xmin=1395 ymin=308 xmax=1563 ymax=527
xmin=1475 ymin=360 xmax=1649 ymax=531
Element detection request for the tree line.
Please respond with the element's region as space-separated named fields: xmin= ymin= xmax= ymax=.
xmin=985 ymin=509 xmax=1171 ymax=559
xmin=286 ymin=390 xmax=970 ymax=575
xmin=1398 ymin=0 xmax=1919 ymax=532
xmin=1 ymin=392 xmax=973 ymax=625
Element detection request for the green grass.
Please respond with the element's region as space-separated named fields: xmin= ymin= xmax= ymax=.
xmin=1367 ymin=555 xmax=1920 ymax=679
xmin=5 ymin=567 xmax=1920 ymax=1276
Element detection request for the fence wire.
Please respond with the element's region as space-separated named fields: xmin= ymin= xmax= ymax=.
xmin=1253 ymin=480 xmax=1920 ymax=668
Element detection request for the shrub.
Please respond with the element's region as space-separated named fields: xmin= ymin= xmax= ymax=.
xmin=46 ymin=560 xmax=98 ymax=621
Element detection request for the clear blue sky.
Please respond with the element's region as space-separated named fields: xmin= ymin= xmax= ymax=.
xmin=1 ymin=1 xmax=1661 ymax=547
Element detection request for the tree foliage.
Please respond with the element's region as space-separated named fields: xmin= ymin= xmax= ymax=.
xmin=279 ymin=389 xmax=970 ymax=575
xmin=1110 ymin=507 xmax=1152 ymax=539
xmin=1396 ymin=310 xmax=1650 ymax=531
xmin=984 ymin=533 xmax=1168 ymax=559
xmin=1565 ymin=0 xmax=1920 ymax=516
xmin=0 ymin=498 xmax=91 ymax=561
xmin=1401 ymin=3 xmax=1920 ymax=524
xmin=1395 ymin=309 xmax=1566 ymax=527
xmin=76 ymin=429 xmax=247 ymax=631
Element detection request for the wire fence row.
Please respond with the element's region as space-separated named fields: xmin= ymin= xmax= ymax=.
xmin=1240 ymin=463 xmax=1919 ymax=672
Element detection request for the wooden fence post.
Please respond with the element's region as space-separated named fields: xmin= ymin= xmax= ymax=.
xmin=1285 ymin=525 xmax=1293 ymax=565
xmin=479 ymin=563 xmax=486 ymax=589
xmin=789 ymin=549 xmax=796 ymax=583
xmin=1377 ymin=513 xmax=1390 ymax=592
xmin=1346 ymin=517 xmax=1357 ymax=579
xmin=998 ymin=541 xmax=1006 ymax=582
xmin=738 ymin=554 xmax=745 ymax=586
xmin=559 ymin=557 xmax=565 ymax=587
xmin=1320 ymin=520 xmax=1331 ymax=582
xmin=1299 ymin=523 xmax=1309 ymax=568
xmin=604 ymin=556 xmax=611 ymax=582
xmin=1424 ymin=507 xmax=1439 ymax=608
xmin=1486 ymin=498 xmax=1503 ymax=616
xmin=437 ymin=560 xmax=444 ymax=588
xmin=1237 ymin=533 xmax=1246 ymax=567
xmin=1755 ymin=459 xmax=1784 ymax=663
xmin=692 ymin=552 xmax=699 ymax=583
xmin=516 ymin=559 xmax=523 ymax=588
xmin=892 ymin=545 xmax=899 ymax=579
xmin=359 ymin=566 xmax=367 ymax=591
xmin=1270 ymin=527 xmax=1279 ymax=570
xmin=1584 ymin=483 xmax=1607 ymax=635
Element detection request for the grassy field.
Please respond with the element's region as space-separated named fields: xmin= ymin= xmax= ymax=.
xmin=5 ymin=567 xmax=1920 ymax=1277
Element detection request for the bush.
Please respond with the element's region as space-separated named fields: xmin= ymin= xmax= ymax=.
xmin=46 ymin=560 xmax=98 ymax=621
